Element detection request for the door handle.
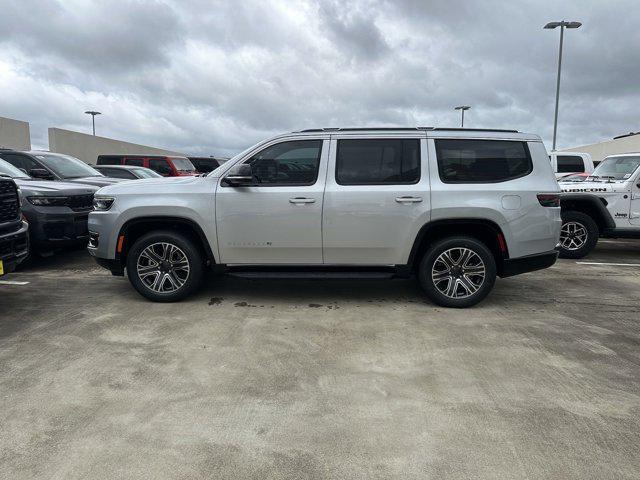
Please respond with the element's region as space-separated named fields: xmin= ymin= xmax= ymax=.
xmin=395 ymin=196 xmax=422 ymax=203
xmin=289 ymin=197 xmax=316 ymax=204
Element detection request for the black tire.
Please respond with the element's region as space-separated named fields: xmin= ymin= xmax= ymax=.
xmin=126 ymin=230 xmax=204 ymax=302
xmin=418 ymin=236 xmax=497 ymax=308
xmin=557 ymin=211 xmax=599 ymax=259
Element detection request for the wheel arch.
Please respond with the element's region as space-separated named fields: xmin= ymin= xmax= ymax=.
xmin=560 ymin=194 xmax=615 ymax=231
xmin=406 ymin=219 xmax=508 ymax=275
xmin=117 ymin=216 xmax=216 ymax=265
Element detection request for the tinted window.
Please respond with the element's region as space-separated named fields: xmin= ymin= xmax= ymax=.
xmin=245 ymin=140 xmax=322 ymax=186
xmin=435 ymin=139 xmax=532 ymax=183
xmin=336 ymin=139 xmax=420 ymax=185
xmin=97 ymin=156 xmax=122 ymax=165
xmin=124 ymin=158 xmax=144 ymax=167
xmin=0 ymin=153 xmax=38 ymax=173
xmin=557 ymin=155 xmax=585 ymax=173
xmin=0 ymin=159 xmax=30 ymax=178
xmin=149 ymin=159 xmax=172 ymax=175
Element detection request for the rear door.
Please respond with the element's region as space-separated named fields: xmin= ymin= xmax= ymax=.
xmin=322 ymin=134 xmax=430 ymax=264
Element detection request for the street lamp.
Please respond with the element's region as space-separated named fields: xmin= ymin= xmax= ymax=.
xmin=84 ymin=111 xmax=101 ymax=136
xmin=454 ymin=106 xmax=471 ymax=127
xmin=544 ymin=20 xmax=581 ymax=151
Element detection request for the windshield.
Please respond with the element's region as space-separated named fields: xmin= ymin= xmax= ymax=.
xmin=0 ymin=159 xmax=30 ymax=179
xmin=34 ymin=153 xmax=103 ymax=179
xmin=171 ymin=158 xmax=195 ymax=171
xmin=133 ymin=168 xmax=161 ymax=178
xmin=591 ymin=155 xmax=640 ymax=180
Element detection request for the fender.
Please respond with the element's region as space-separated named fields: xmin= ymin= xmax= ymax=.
xmin=117 ymin=216 xmax=216 ymax=262
xmin=406 ymin=218 xmax=507 ymax=267
xmin=560 ymin=193 xmax=616 ymax=230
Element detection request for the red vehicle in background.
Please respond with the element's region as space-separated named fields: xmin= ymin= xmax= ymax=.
xmin=96 ymin=155 xmax=198 ymax=177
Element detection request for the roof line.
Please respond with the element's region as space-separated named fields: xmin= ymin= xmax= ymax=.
xmin=295 ymin=127 xmax=519 ymax=133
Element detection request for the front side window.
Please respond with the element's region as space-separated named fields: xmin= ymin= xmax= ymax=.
xmin=0 ymin=154 xmax=37 ymax=174
xmin=244 ymin=140 xmax=322 ymax=186
xmin=0 ymin=159 xmax=30 ymax=178
xmin=133 ymin=168 xmax=161 ymax=178
xmin=97 ymin=156 xmax=121 ymax=165
xmin=34 ymin=153 xmax=102 ymax=178
xmin=336 ymin=139 xmax=420 ymax=185
xmin=435 ymin=139 xmax=532 ymax=183
xmin=557 ymin=155 xmax=585 ymax=173
xmin=149 ymin=159 xmax=172 ymax=175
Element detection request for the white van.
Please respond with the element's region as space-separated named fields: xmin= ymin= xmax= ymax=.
xmin=549 ymin=152 xmax=594 ymax=179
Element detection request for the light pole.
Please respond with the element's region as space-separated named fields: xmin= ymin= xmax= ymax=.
xmin=84 ymin=111 xmax=101 ymax=136
xmin=544 ymin=20 xmax=581 ymax=151
xmin=454 ymin=106 xmax=471 ymax=127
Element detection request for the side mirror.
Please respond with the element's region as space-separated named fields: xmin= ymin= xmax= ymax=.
xmin=224 ymin=164 xmax=254 ymax=186
xmin=29 ymin=168 xmax=54 ymax=180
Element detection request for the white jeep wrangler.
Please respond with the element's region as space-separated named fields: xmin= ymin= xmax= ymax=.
xmin=558 ymin=153 xmax=640 ymax=258
xmin=88 ymin=127 xmax=561 ymax=308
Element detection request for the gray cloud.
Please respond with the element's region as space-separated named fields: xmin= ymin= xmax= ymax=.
xmin=0 ymin=0 xmax=637 ymax=155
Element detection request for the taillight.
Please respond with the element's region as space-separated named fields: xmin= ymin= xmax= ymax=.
xmin=537 ymin=193 xmax=560 ymax=207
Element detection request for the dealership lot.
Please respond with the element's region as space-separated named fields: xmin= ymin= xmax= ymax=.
xmin=1 ymin=241 xmax=639 ymax=479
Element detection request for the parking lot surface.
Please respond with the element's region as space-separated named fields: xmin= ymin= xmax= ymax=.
xmin=1 ymin=240 xmax=639 ymax=479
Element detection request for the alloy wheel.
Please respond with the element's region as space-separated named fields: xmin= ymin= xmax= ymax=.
xmin=560 ymin=221 xmax=588 ymax=251
xmin=136 ymin=242 xmax=190 ymax=293
xmin=431 ymin=247 xmax=486 ymax=299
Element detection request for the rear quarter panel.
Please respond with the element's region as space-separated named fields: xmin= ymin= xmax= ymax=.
xmin=428 ymin=137 xmax=560 ymax=259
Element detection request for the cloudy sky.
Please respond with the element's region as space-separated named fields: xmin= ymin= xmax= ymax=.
xmin=0 ymin=0 xmax=638 ymax=156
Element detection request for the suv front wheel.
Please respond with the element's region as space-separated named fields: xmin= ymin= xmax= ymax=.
xmin=126 ymin=231 xmax=204 ymax=302
xmin=419 ymin=236 xmax=497 ymax=308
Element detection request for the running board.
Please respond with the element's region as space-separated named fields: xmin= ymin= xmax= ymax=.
xmin=227 ymin=271 xmax=395 ymax=280
xmin=224 ymin=265 xmax=402 ymax=280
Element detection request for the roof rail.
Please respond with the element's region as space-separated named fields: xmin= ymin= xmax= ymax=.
xmin=295 ymin=127 xmax=519 ymax=133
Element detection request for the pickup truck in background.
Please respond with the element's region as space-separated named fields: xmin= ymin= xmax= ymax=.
xmin=549 ymin=151 xmax=594 ymax=179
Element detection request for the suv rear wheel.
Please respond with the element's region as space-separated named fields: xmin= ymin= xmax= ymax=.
xmin=558 ymin=211 xmax=598 ymax=259
xmin=418 ymin=236 xmax=497 ymax=308
xmin=126 ymin=231 xmax=204 ymax=302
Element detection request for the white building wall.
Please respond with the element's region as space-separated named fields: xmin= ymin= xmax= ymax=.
xmin=48 ymin=128 xmax=185 ymax=164
xmin=561 ymin=134 xmax=640 ymax=163
xmin=0 ymin=116 xmax=31 ymax=150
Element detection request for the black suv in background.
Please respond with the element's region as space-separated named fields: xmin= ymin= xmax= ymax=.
xmin=0 ymin=160 xmax=97 ymax=256
xmin=0 ymin=175 xmax=29 ymax=275
xmin=0 ymin=149 xmax=123 ymax=188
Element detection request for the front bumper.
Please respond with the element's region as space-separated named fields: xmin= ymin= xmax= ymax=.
xmin=0 ymin=221 xmax=29 ymax=275
xmin=24 ymin=208 xmax=93 ymax=251
xmin=499 ymin=250 xmax=558 ymax=278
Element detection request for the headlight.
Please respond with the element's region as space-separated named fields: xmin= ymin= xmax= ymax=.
xmin=93 ymin=196 xmax=115 ymax=211
xmin=27 ymin=196 xmax=69 ymax=206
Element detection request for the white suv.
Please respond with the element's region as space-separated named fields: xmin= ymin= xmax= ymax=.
xmin=88 ymin=128 xmax=561 ymax=308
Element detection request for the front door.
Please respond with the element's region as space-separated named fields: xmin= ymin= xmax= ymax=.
xmin=322 ymin=136 xmax=431 ymax=264
xmin=216 ymin=138 xmax=328 ymax=264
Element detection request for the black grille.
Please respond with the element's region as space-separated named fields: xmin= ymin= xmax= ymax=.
xmin=68 ymin=194 xmax=94 ymax=212
xmin=0 ymin=179 xmax=20 ymax=223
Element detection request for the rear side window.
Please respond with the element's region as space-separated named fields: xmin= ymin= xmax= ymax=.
xmin=124 ymin=158 xmax=144 ymax=167
xmin=97 ymin=156 xmax=122 ymax=165
xmin=557 ymin=155 xmax=585 ymax=173
xmin=336 ymin=139 xmax=420 ymax=185
xmin=435 ymin=139 xmax=532 ymax=183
